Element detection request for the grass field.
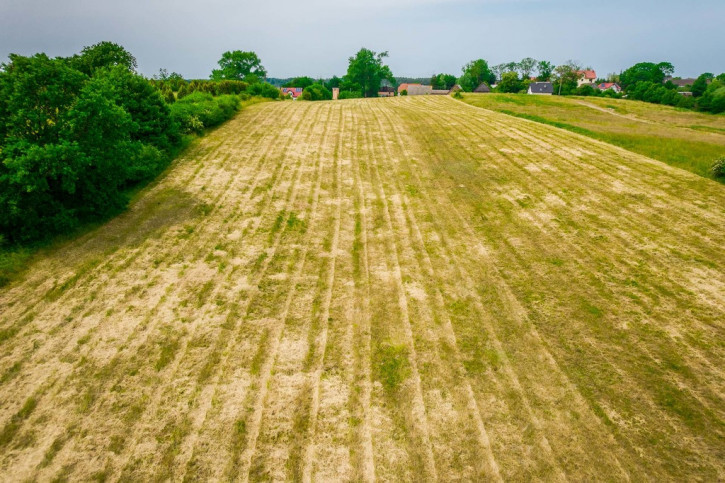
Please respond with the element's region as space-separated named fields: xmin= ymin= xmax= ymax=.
xmin=459 ymin=93 xmax=725 ymax=180
xmin=0 ymin=96 xmax=724 ymax=481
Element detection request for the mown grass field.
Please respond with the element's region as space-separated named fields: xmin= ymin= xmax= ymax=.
xmin=0 ymin=96 xmax=724 ymax=481
xmin=459 ymin=93 xmax=725 ymax=180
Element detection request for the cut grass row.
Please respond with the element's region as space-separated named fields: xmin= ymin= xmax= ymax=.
xmin=457 ymin=93 xmax=725 ymax=180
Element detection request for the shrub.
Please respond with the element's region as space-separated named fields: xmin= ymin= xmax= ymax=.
xmin=169 ymin=92 xmax=240 ymax=134
xmin=338 ymin=90 xmax=363 ymax=100
xmin=301 ymin=83 xmax=332 ymax=101
xmin=247 ymin=82 xmax=280 ymax=99
xmin=711 ymin=156 xmax=725 ymax=178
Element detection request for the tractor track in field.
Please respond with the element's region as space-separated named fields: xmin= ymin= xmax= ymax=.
xmin=1 ymin=96 xmax=723 ymax=481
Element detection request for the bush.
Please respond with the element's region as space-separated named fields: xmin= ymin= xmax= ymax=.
xmin=301 ymin=83 xmax=332 ymax=101
xmin=338 ymin=90 xmax=363 ymax=100
xmin=169 ymin=92 xmax=240 ymax=134
xmin=711 ymin=156 xmax=725 ymax=178
xmin=247 ymin=82 xmax=280 ymax=99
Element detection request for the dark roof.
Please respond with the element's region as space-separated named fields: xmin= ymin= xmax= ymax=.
xmin=667 ymin=77 xmax=697 ymax=87
xmin=473 ymin=83 xmax=491 ymax=93
xmin=378 ymin=86 xmax=395 ymax=92
xmin=528 ymin=82 xmax=553 ymax=94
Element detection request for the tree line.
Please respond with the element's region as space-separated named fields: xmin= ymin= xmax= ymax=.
xmin=0 ymin=43 xmax=280 ymax=245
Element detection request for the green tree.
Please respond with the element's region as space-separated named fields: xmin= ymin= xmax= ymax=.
xmin=518 ymin=57 xmax=537 ymax=79
xmin=553 ymin=61 xmax=580 ymax=95
xmin=283 ymin=76 xmax=316 ymax=89
xmin=691 ymin=73 xmax=713 ymax=98
xmin=619 ymin=62 xmax=674 ymax=90
xmin=210 ymin=51 xmax=267 ymax=83
xmin=71 ymin=41 xmax=137 ymax=75
xmin=430 ymin=73 xmax=457 ymax=90
xmin=496 ymin=72 xmax=523 ymax=93
xmin=459 ymin=59 xmax=496 ymax=92
xmin=345 ymin=48 xmax=394 ymax=98
xmin=301 ymin=83 xmax=332 ymax=101
xmin=537 ymin=60 xmax=554 ymax=81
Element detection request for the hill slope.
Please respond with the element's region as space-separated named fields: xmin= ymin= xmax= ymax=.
xmin=0 ymin=96 xmax=724 ymax=481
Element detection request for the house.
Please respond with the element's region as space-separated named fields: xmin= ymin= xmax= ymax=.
xmin=576 ymin=70 xmax=597 ymax=87
xmin=473 ymin=83 xmax=491 ymax=93
xmin=397 ymin=83 xmax=415 ymax=94
xmin=449 ymin=84 xmax=463 ymax=92
xmin=666 ymin=77 xmax=697 ymax=87
xmin=281 ymin=87 xmax=303 ymax=99
xmin=406 ymin=84 xmax=434 ymax=96
xmin=431 ymin=89 xmax=450 ymax=95
xmin=528 ymin=82 xmax=553 ymax=95
xmin=378 ymin=86 xmax=396 ymax=97
xmin=597 ymin=82 xmax=622 ymax=93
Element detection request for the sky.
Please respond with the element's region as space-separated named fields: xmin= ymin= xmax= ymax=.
xmin=1 ymin=0 xmax=724 ymax=80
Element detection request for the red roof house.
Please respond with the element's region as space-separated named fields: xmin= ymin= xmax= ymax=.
xmin=576 ymin=70 xmax=597 ymax=86
xmin=281 ymin=87 xmax=304 ymax=99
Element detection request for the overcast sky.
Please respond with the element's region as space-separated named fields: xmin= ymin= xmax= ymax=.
xmin=2 ymin=0 xmax=723 ymax=80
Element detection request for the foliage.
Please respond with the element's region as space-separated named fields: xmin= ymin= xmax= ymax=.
xmin=283 ymin=76 xmax=316 ymax=89
xmin=324 ymin=76 xmax=342 ymax=90
xmin=553 ymin=61 xmax=581 ymax=95
xmin=430 ymin=73 xmax=457 ymax=90
xmin=301 ymin=83 xmax=332 ymax=101
xmin=619 ymin=62 xmax=674 ymax=90
xmin=169 ymin=92 xmax=241 ymax=134
xmin=459 ymin=59 xmax=496 ymax=92
xmin=496 ymin=72 xmax=524 ymax=93
xmin=518 ymin=57 xmax=537 ymax=78
xmin=338 ymin=90 xmax=363 ymax=100
xmin=0 ymin=44 xmax=196 ymax=244
xmin=537 ymin=60 xmax=554 ymax=81
xmin=247 ymin=82 xmax=281 ymax=99
xmin=345 ymin=48 xmax=394 ymax=98
xmin=711 ymin=156 xmax=725 ymax=178
xmin=210 ymin=50 xmax=267 ymax=83
xmin=691 ymin=73 xmax=713 ymax=98
xmin=68 ymin=41 xmax=137 ymax=76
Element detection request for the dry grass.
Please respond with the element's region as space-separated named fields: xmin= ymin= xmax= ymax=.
xmin=0 ymin=96 xmax=723 ymax=481
xmin=459 ymin=93 xmax=725 ymax=179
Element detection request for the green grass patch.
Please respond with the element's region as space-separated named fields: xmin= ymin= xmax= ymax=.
xmin=374 ymin=342 xmax=411 ymax=393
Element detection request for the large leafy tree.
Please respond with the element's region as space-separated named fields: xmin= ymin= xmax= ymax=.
xmin=459 ymin=59 xmax=496 ymax=92
xmin=518 ymin=57 xmax=537 ymax=79
xmin=283 ymin=76 xmax=316 ymax=89
xmin=0 ymin=46 xmax=179 ymax=243
xmin=619 ymin=62 xmax=674 ymax=90
xmin=497 ymin=72 xmax=523 ymax=93
xmin=553 ymin=60 xmax=581 ymax=95
xmin=211 ymin=51 xmax=267 ymax=83
xmin=691 ymin=73 xmax=713 ymax=98
xmin=345 ymin=48 xmax=394 ymax=98
xmin=431 ymin=73 xmax=457 ymax=90
xmin=536 ymin=60 xmax=554 ymax=81
xmin=70 ymin=41 xmax=138 ymax=76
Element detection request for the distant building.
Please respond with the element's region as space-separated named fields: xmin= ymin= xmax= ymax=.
xmin=431 ymin=89 xmax=450 ymax=95
xmin=666 ymin=77 xmax=698 ymax=87
xmin=449 ymin=84 xmax=463 ymax=92
xmin=406 ymin=84 xmax=434 ymax=96
xmin=378 ymin=86 xmax=395 ymax=97
xmin=281 ymin=87 xmax=303 ymax=99
xmin=576 ymin=70 xmax=597 ymax=87
xmin=473 ymin=83 xmax=491 ymax=93
xmin=528 ymin=82 xmax=554 ymax=95
xmin=597 ymin=82 xmax=622 ymax=93
xmin=398 ymin=83 xmax=415 ymax=94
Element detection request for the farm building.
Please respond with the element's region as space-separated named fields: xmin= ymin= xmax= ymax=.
xmin=666 ymin=77 xmax=698 ymax=87
xmin=281 ymin=87 xmax=303 ymax=99
xmin=597 ymin=82 xmax=622 ymax=93
xmin=528 ymin=82 xmax=554 ymax=95
xmin=474 ymin=83 xmax=491 ymax=93
xmin=576 ymin=70 xmax=597 ymax=86
xmin=397 ymin=83 xmax=415 ymax=94
xmin=406 ymin=84 xmax=434 ymax=96
xmin=378 ymin=86 xmax=396 ymax=97
xmin=449 ymin=84 xmax=463 ymax=92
